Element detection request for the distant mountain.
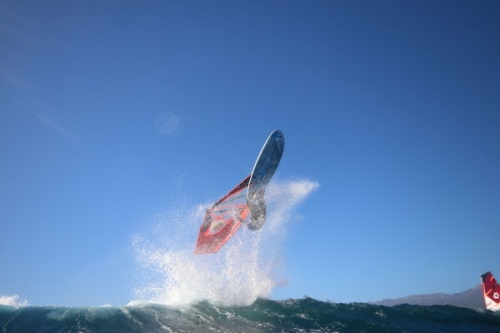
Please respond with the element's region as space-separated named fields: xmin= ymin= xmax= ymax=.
xmin=374 ymin=285 xmax=484 ymax=310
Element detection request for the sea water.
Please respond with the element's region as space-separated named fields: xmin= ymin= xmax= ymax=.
xmin=2 ymin=299 xmax=500 ymax=332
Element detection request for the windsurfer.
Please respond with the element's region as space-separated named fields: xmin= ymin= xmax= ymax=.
xmin=247 ymin=188 xmax=266 ymax=230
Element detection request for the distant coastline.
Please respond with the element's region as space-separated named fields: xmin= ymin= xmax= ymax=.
xmin=374 ymin=285 xmax=484 ymax=310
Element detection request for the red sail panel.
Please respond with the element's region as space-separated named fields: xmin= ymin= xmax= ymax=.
xmin=194 ymin=176 xmax=250 ymax=254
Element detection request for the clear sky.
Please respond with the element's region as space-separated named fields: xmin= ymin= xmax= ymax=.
xmin=1 ymin=1 xmax=499 ymax=307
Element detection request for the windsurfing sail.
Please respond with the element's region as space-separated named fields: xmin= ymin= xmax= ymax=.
xmin=481 ymin=271 xmax=500 ymax=312
xmin=194 ymin=130 xmax=285 ymax=254
xmin=194 ymin=176 xmax=251 ymax=254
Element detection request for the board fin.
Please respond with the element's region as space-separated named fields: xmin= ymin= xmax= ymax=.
xmin=481 ymin=271 xmax=500 ymax=312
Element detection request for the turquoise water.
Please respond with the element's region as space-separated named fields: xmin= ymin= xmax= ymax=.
xmin=2 ymin=297 xmax=499 ymax=333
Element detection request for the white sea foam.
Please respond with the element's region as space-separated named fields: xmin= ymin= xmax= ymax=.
xmin=0 ymin=294 xmax=29 ymax=307
xmin=132 ymin=179 xmax=318 ymax=307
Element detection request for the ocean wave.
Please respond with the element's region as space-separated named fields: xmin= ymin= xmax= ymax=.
xmin=1 ymin=298 xmax=500 ymax=333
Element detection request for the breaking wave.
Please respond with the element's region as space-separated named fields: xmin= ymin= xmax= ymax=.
xmin=2 ymin=299 xmax=500 ymax=333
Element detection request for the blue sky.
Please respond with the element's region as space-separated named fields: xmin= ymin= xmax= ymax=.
xmin=1 ymin=1 xmax=500 ymax=306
